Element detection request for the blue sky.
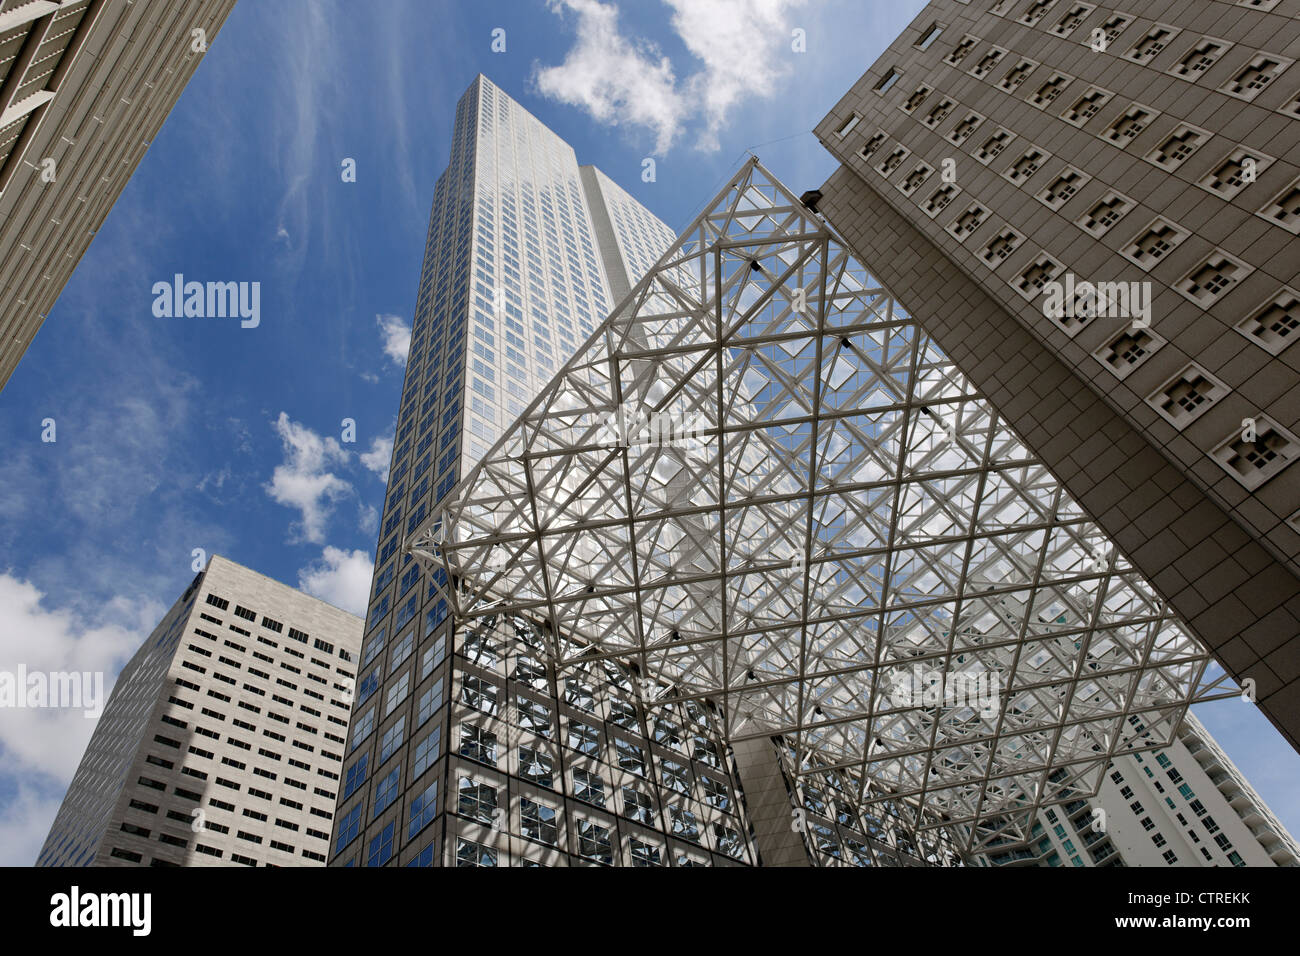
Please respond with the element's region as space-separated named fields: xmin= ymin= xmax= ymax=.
xmin=0 ymin=0 xmax=1295 ymax=865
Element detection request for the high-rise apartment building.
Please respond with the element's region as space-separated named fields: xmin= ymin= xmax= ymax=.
xmin=982 ymin=712 xmax=1300 ymax=866
xmin=328 ymin=76 xmax=773 ymax=868
xmin=813 ymin=0 xmax=1300 ymax=753
xmin=37 ymin=555 xmax=361 ymax=867
xmin=0 ymin=0 xmax=235 ymax=392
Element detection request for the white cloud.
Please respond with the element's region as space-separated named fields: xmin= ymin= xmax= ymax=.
xmin=0 ymin=573 xmax=161 ymax=865
xmin=534 ymin=0 xmax=807 ymax=154
xmin=535 ymin=0 xmax=684 ymax=154
xmin=377 ymin=314 xmax=411 ymax=368
xmin=360 ymin=434 xmax=394 ymax=483
xmin=666 ymin=0 xmax=807 ymax=152
xmin=264 ymin=412 xmax=353 ymax=544
xmin=298 ymin=547 xmax=373 ymax=618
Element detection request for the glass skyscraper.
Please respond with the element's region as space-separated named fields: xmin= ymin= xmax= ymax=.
xmin=328 ymin=76 xmax=762 ymax=867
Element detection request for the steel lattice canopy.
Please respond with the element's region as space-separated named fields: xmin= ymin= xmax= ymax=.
xmin=409 ymin=157 xmax=1235 ymax=852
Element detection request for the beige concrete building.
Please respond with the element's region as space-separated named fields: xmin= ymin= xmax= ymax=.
xmin=36 ymin=555 xmax=362 ymax=867
xmin=814 ymin=0 xmax=1300 ymax=752
xmin=0 ymin=0 xmax=236 ymax=392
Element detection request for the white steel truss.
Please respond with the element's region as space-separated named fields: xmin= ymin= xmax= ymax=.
xmin=410 ymin=157 xmax=1235 ymax=854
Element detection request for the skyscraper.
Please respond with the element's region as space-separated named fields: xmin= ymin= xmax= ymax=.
xmin=0 ymin=0 xmax=236 ymax=392
xmin=37 ymin=555 xmax=361 ymax=867
xmin=981 ymin=713 xmax=1300 ymax=867
xmin=328 ymin=76 xmax=768 ymax=868
xmin=813 ymin=0 xmax=1300 ymax=753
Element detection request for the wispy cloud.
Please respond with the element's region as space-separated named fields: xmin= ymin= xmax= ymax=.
xmin=534 ymin=0 xmax=808 ymax=154
xmin=264 ymin=412 xmax=353 ymax=544
xmin=298 ymin=546 xmax=373 ymax=617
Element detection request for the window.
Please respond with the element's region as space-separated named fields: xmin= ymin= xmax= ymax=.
xmin=1012 ymin=254 xmax=1063 ymax=300
xmin=614 ymin=738 xmax=645 ymax=775
xmin=384 ymin=670 xmax=411 ymax=717
xmin=379 ymin=718 xmax=405 ymax=764
xmin=373 ymin=765 xmax=401 ymax=817
xmin=567 ymin=720 xmax=601 ymax=755
xmin=1062 ymin=86 xmax=1111 ymax=127
xmin=1238 ymin=288 xmax=1300 ymax=355
xmin=415 ymin=677 xmax=445 ymax=727
xmin=456 ymin=838 xmax=497 ymax=867
xmin=519 ymin=746 xmax=554 ymax=787
xmin=715 ymin=824 xmax=745 ymax=859
xmin=914 ymin=22 xmax=942 ymax=50
xmin=946 ymin=35 xmax=977 ymax=66
xmin=521 ymin=798 xmax=558 ymax=845
xmin=876 ymin=145 xmax=910 ymax=177
xmin=872 ymin=69 xmax=899 ymax=95
xmin=516 ymin=696 xmax=552 ymax=737
xmin=1222 ymin=55 xmax=1292 ymax=102
xmin=573 ymin=768 xmax=605 ymax=807
xmin=1102 ymin=105 xmax=1157 ymax=146
xmin=409 ymin=779 xmax=438 ymax=840
xmin=1175 ymin=252 xmax=1252 ymax=306
xmin=1259 ymin=179 xmax=1300 ymax=234
xmin=623 ymin=786 xmax=655 ymax=825
xmin=1171 ymin=37 xmax=1229 ymax=79
xmin=1125 ymin=25 xmax=1180 ymax=64
xmin=335 ymin=804 xmax=362 ymax=855
xmin=366 ymin=822 xmax=395 ymax=866
xmin=661 ymin=759 xmax=691 ymax=795
xmin=630 ymin=838 xmax=662 ymax=867
xmin=412 ymin=726 xmax=441 ymax=779
xmin=1146 ymin=124 xmax=1208 ymax=170
xmin=460 ymin=674 xmax=499 ymax=715
xmin=1094 ymin=328 xmax=1164 ymax=380
xmin=576 ymin=820 xmax=612 ymax=864
xmin=460 ymin=724 xmax=497 ymax=766
xmin=833 ymin=113 xmax=862 ymax=138
xmin=1200 ymin=148 xmax=1274 ymax=200
xmin=669 ymin=805 xmax=700 ymax=841
xmin=457 ymin=777 xmax=497 ymax=824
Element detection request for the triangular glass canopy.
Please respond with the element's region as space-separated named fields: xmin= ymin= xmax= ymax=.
xmin=410 ymin=157 xmax=1233 ymax=853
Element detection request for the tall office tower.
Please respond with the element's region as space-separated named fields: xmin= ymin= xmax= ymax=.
xmin=329 ymin=76 xmax=768 ymax=868
xmin=37 ymin=555 xmax=361 ymax=867
xmin=813 ymin=0 xmax=1300 ymax=753
xmin=982 ymin=712 xmax=1300 ymax=866
xmin=0 ymin=0 xmax=235 ymax=392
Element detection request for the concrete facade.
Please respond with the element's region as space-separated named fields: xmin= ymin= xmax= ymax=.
xmin=37 ymin=555 xmax=362 ymax=867
xmin=814 ymin=0 xmax=1300 ymax=752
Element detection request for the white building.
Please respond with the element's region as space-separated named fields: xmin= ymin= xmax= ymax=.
xmin=983 ymin=712 xmax=1299 ymax=867
xmin=37 ymin=555 xmax=362 ymax=867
